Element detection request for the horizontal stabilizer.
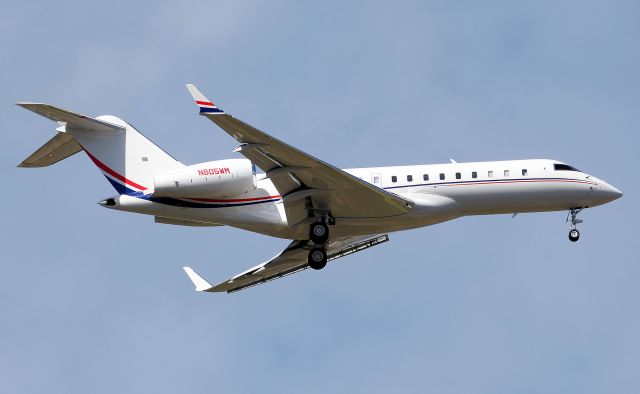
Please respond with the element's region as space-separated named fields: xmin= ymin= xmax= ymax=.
xmin=182 ymin=267 xmax=214 ymax=292
xmin=18 ymin=132 xmax=82 ymax=167
xmin=16 ymin=103 xmax=125 ymax=132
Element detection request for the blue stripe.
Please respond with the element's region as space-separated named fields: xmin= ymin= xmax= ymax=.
xmin=199 ymin=107 xmax=224 ymax=114
xmin=104 ymin=175 xmax=129 ymax=194
xmin=145 ymin=196 xmax=281 ymax=209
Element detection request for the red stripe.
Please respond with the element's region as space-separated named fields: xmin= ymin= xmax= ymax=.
xmin=187 ymin=195 xmax=281 ymax=203
xmin=83 ymin=149 xmax=148 ymax=191
xmin=196 ymin=100 xmax=215 ymax=106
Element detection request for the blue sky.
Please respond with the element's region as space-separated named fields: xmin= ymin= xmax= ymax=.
xmin=1 ymin=1 xmax=639 ymax=393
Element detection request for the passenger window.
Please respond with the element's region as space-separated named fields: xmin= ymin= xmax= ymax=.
xmin=373 ymin=175 xmax=380 ymax=183
xmin=423 ymin=174 xmax=429 ymax=181
xmin=440 ymin=173 xmax=445 ymax=180
xmin=472 ymin=171 xmax=477 ymax=179
xmin=455 ymin=172 xmax=461 ymax=180
xmin=488 ymin=171 xmax=493 ymax=178
xmin=391 ymin=176 xmax=397 ymax=183
xmin=407 ymin=175 xmax=413 ymax=182
xmin=504 ymin=170 xmax=510 ymax=177
xmin=522 ymin=169 xmax=528 ymax=176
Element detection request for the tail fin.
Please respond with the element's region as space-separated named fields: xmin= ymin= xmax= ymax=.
xmin=17 ymin=102 xmax=184 ymax=194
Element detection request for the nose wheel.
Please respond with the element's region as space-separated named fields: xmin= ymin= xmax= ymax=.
xmin=569 ymin=228 xmax=580 ymax=242
xmin=567 ymin=208 xmax=583 ymax=242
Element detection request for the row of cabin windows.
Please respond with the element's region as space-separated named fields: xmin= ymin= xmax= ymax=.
xmin=390 ymin=169 xmax=529 ymax=183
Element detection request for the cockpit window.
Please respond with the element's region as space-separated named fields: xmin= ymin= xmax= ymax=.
xmin=554 ymin=163 xmax=580 ymax=172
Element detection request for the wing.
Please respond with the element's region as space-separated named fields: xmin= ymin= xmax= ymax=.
xmin=183 ymin=234 xmax=389 ymax=293
xmin=185 ymin=84 xmax=412 ymax=226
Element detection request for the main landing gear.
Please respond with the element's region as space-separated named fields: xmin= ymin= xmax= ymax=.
xmin=308 ymin=247 xmax=327 ymax=270
xmin=567 ymin=208 xmax=584 ymax=242
xmin=308 ymin=221 xmax=329 ymax=270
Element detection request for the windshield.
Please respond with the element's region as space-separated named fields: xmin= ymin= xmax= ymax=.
xmin=554 ymin=163 xmax=580 ymax=172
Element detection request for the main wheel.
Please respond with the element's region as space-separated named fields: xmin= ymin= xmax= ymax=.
xmin=309 ymin=222 xmax=329 ymax=244
xmin=568 ymin=229 xmax=580 ymax=242
xmin=308 ymin=248 xmax=327 ymax=270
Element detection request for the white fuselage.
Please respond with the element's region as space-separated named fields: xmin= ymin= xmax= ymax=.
xmin=110 ymin=159 xmax=622 ymax=240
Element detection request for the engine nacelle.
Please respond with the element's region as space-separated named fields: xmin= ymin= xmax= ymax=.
xmin=154 ymin=159 xmax=256 ymax=198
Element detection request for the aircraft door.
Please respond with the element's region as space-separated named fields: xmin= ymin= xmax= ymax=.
xmin=371 ymin=173 xmax=382 ymax=188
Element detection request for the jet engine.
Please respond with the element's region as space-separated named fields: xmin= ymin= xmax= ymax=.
xmin=154 ymin=159 xmax=256 ymax=198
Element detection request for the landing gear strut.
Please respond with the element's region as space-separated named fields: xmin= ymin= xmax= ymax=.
xmin=567 ymin=208 xmax=583 ymax=242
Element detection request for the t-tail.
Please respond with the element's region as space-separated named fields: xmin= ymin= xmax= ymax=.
xmin=16 ymin=103 xmax=184 ymax=194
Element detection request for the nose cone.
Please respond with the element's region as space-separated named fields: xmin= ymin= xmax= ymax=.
xmin=608 ymin=185 xmax=623 ymax=201
xmin=584 ymin=175 xmax=622 ymax=206
xmin=596 ymin=182 xmax=623 ymax=204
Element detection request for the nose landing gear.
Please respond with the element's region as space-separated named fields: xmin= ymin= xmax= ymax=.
xmin=567 ymin=208 xmax=583 ymax=242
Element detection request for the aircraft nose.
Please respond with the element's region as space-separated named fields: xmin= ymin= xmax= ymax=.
xmin=596 ymin=181 xmax=623 ymax=203
xmin=608 ymin=185 xmax=623 ymax=200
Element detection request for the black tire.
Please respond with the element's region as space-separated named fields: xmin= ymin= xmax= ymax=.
xmin=309 ymin=222 xmax=329 ymax=244
xmin=569 ymin=229 xmax=580 ymax=242
xmin=308 ymin=248 xmax=327 ymax=270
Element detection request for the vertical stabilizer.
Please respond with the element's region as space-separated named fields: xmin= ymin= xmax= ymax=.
xmin=17 ymin=103 xmax=184 ymax=194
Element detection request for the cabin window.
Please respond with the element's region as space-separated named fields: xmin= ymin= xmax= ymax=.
xmin=455 ymin=172 xmax=461 ymax=180
xmin=423 ymin=174 xmax=429 ymax=181
xmin=522 ymin=169 xmax=528 ymax=176
xmin=391 ymin=176 xmax=397 ymax=183
xmin=504 ymin=170 xmax=510 ymax=177
xmin=472 ymin=171 xmax=477 ymax=179
xmin=407 ymin=175 xmax=413 ymax=182
xmin=440 ymin=173 xmax=445 ymax=180
xmin=373 ymin=175 xmax=380 ymax=183
xmin=488 ymin=171 xmax=493 ymax=178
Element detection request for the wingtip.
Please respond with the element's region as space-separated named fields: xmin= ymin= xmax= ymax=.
xmin=182 ymin=266 xmax=214 ymax=292
xmin=185 ymin=83 xmax=208 ymax=101
xmin=16 ymin=102 xmax=44 ymax=108
xmin=185 ymin=83 xmax=198 ymax=95
xmin=185 ymin=84 xmax=224 ymax=115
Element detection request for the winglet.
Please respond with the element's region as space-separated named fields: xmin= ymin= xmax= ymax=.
xmin=185 ymin=84 xmax=224 ymax=115
xmin=182 ymin=266 xmax=214 ymax=292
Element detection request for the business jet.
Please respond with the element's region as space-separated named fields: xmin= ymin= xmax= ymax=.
xmin=17 ymin=84 xmax=622 ymax=293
